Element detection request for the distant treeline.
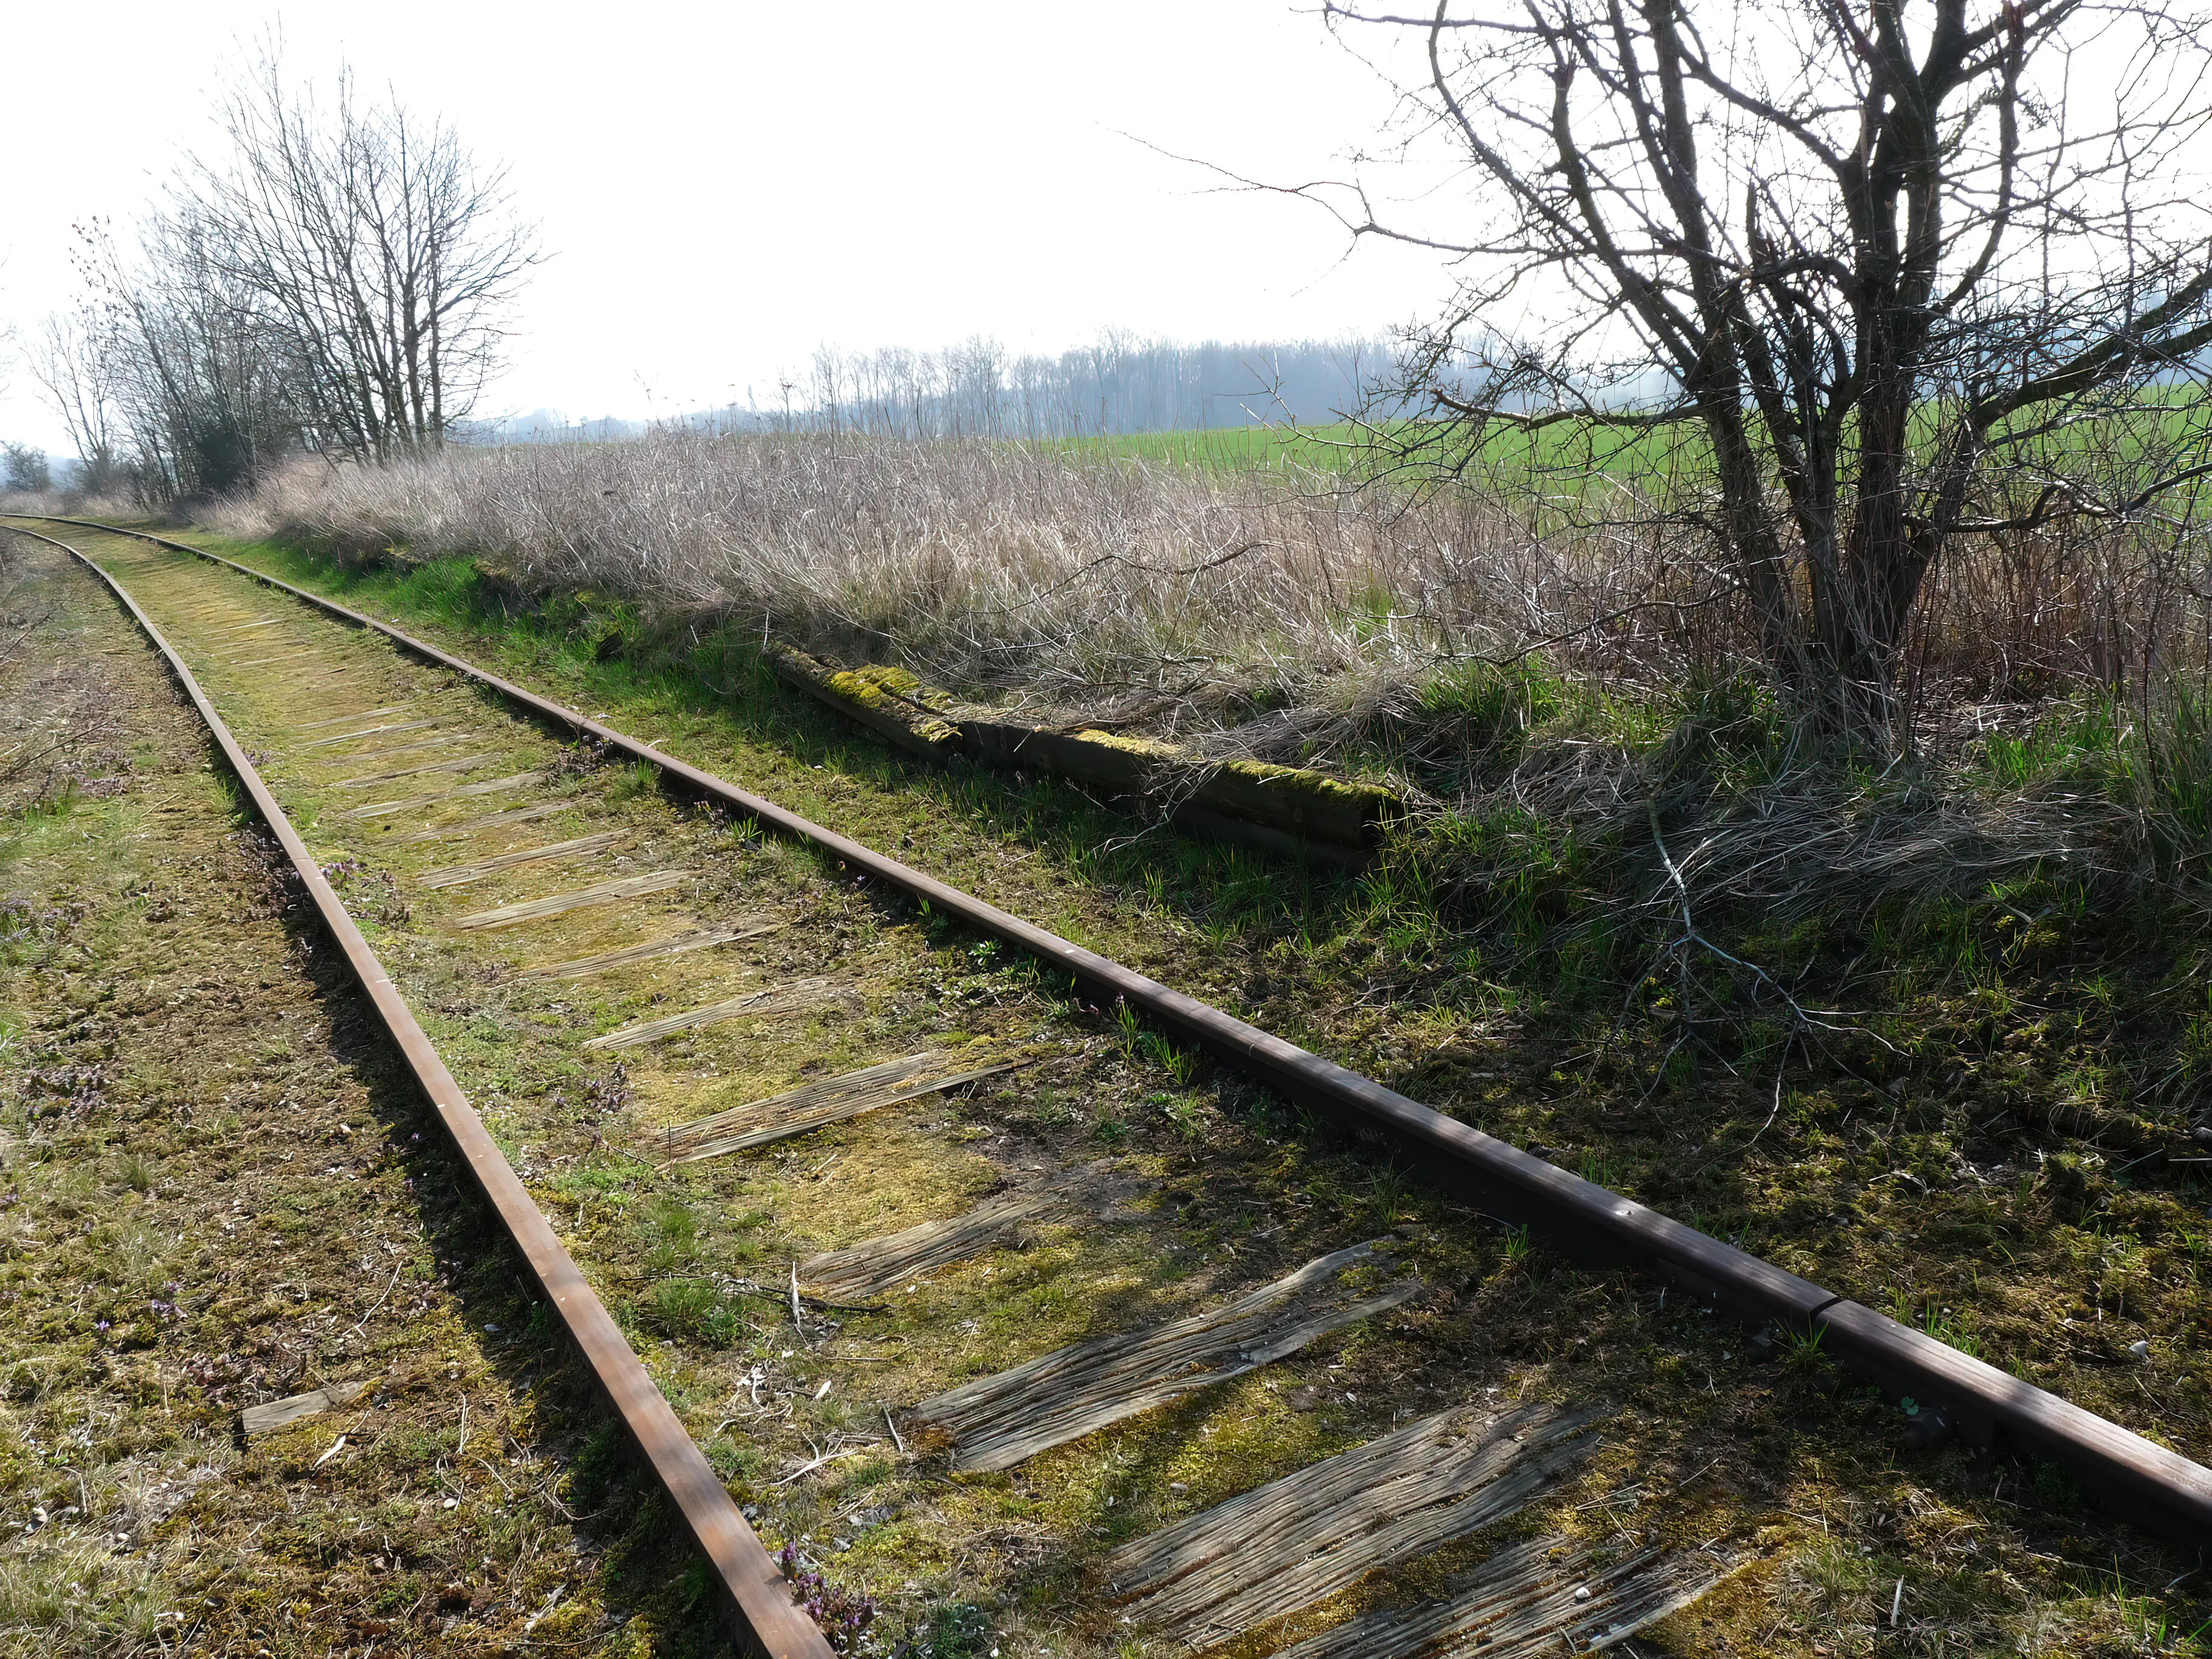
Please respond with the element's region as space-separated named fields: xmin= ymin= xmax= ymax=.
xmin=473 ymin=333 xmax=1393 ymax=446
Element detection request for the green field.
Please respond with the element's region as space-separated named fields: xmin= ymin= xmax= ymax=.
xmin=1057 ymin=422 xmax=1372 ymax=475
xmin=1071 ymin=389 xmax=2212 ymax=513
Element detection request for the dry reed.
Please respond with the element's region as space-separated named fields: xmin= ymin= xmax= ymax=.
xmin=188 ymin=432 xmax=2212 ymax=920
xmin=197 ymin=432 xmax=2211 ymax=743
xmin=193 ymin=434 xmax=1687 ymax=730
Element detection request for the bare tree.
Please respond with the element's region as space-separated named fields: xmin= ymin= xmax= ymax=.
xmin=1318 ymin=0 xmax=2212 ymax=742
xmin=70 ymin=213 xmax=304 ymax=498
xmin=28 ymin=304 xmax=124 ymax=494
xmin=186 ymin=50 xmax=540 ymax=461
xmin=760 ymin=333 xmax=1369 ymax=443
xmin=42 ymin=52 xmax=537 ymax=499
xmin=1 ymin=443 xmax=49 ymax=494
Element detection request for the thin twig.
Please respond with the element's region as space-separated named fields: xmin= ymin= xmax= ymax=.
xmin=772 ymin=1446 xmax=865 ymax=1487
xmin=347 ymin=1264 xmax=403 ymax=1336
xmin=1649 ymin=806 xmax=1837 ymax=1034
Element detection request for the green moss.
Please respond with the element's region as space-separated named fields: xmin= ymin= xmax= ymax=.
xmin=1211 ymin=754 xmax=1400 ymax=809
xmin=829 ymin=663 xmax=922 ymax=703
xmin=1065 ymin=729 xmax=1399 ymax=820
xmin=1068 ymin=726 xmax=1177 ymax=757
xmin=783 ymin=651 xmax=1403 ymax=836
xmin=812 ymin=662 xmax=961 ymax=748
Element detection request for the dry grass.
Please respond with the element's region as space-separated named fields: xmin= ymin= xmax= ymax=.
xmin=191 ymin=435 xmax=1665 ymax=728
xmin=184 ymin=432 xmax=2212 ymax=953
xmin=196 ymin=433 xmax=2212 ymax=757
xmin=0 ymin=490 xmax=138 ymax=523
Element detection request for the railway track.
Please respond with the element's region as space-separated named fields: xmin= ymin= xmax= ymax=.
xmin=11 ymin=514 xmax=2212 ymax=1656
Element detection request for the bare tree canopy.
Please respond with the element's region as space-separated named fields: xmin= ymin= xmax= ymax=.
xmin=37 ymin=49 xmax=538 ymax=501
xmin=79 ymin=210 xmax=306 ymax=497
xmin=27 ymin=304 xmax=121 ymax=494
xmin=189 ymin=54 xmax=540 ymax=460
xmin=1324 ymin=0 xmax=2212 ymax=741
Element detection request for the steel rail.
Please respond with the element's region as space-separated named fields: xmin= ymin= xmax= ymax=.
xmin=30 ymin=514 xmax=2212 ymax=1546
xmin=7 ymin=521 xmax=834 ymax=1659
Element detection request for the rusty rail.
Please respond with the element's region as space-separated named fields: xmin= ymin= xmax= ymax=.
xmin=8 ymin=521 xmax=834 ymax=1659
xmin=30 ymin=514 xmax=2212 ymax=1547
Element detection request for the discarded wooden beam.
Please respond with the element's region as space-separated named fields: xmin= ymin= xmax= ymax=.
xmin=239 ymin=1379 xmax=366 ymax=1438
xmin=1167 ymin=803 xmax=1372 ymax=871
xmin=585 ymin=976 xmax=859 ymax=1050
xmin=907 ymin=1241 xmax=1419 ymax=1472
xmin=765 ymin=646 xmax=962 ymax=761
xmin=1110 ymin=1402 xmax=1603 ymax=1641
xmin=451 ymin=869 xmax=691 ymax=931
xmin=766 ymin=646 xmax=1399 ymax=858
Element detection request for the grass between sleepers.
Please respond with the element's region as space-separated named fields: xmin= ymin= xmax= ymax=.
xmin=61 ymin=517 xmax=2212 ymax=1656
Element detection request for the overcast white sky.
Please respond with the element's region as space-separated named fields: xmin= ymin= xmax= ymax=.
xmin=0 ymin=2 xmax=1459 ymax=451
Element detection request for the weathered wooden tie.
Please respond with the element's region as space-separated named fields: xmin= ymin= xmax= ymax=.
xmin=395 ymin=799 xmax=573 ymax=842
xmin=420 ymin=831 xmax=625 ymax=888
xmin=652 ymin=1047 xmax=1013 ymax=1151
xmin=1110 ymin=1402 xmax=1604 ymax=1641
xmin=313 ymin=731 xmax=469 ymax=767
xmin=799 ymin=1162 xmax=1137 ymax=1298
xmin=907 ymin=1241 xmax=1420 ymax=1472
xmin=283 ymin=669 xmax=389 ymax=696
xmin=503 ymin=920 xmax=782 ymax=982
xmin=295 ymin=702 xmax=415 ymax=731
xmin=221 ymin=637 xmax=312 ymax=660
xmin=1273 ymin=1532 xmax=1744 ymax=1659
xmin=451 ymin=868 xmax=692 ymax=931
xmin=335 ymin=749 xmax=506 ymax=788
xmin=584 ymin=976 xmax=860 ymax=1051
xmin=299 ymin=717 xmax=442 ymax=749
xmin=343 ymin=769 xmax=551 ymax=819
